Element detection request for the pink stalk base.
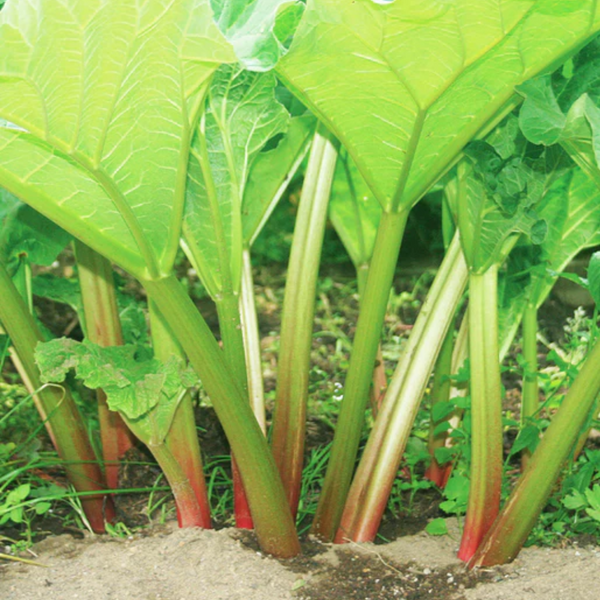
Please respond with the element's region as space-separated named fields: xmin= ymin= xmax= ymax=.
xmin=233 ymin=459 xmax=254 ymax=529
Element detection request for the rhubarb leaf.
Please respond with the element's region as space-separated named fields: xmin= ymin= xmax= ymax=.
xmin=35 ymin=338 xmax=198 ymax=445
xmin=0 ymin=198 xmax=71 ymax=275
xmin=498 ymin=167 xmax=600 ymax=355
xmin=0 ymin=0 xmax=239 ymax=280
xmin=329 ymin=152 xmax=382 ymax=271
xmin=455 ymin=137 xmax=548 ymax=274
xmin=278 ymin=0 xmax=600 ymax=211
xmin=183 ymin=66 xmax=290 ymax=297
xmin=211 ymin=0 xmax=304 ymax=71
xmin=519 ymin=38 xmax=600 ymax=186
xmin=243 ymin=113 xmax=315 ymax=246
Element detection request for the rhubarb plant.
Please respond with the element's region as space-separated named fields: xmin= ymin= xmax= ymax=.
xmin=278 ymin=0 xmax=600 ymax=540
xmin=498 ymin=167 xmax=600 ymax=468
xmin=0 ymin=193 xmax=113 ymax=531
xmin=452 ymin=126 xmax=552 ymax=561
xmin=181 ymin=65 xmax=315 ymax=524
xmin=35 ymin=338 xmax=207 ymax=527
xmin=0 ymin=0 xmax=302 ymax=556
xmin=468 ymin=35 xmax=600 ymax=567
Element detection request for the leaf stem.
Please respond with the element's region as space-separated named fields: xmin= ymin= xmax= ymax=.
xmin=520 ymin=301 xmax=539 ymax=471
xmin=335 ymin=232 xmax=468 ymax=542
xmin=425 ymin=316 xmax=457 ymax=486
xmin=240 ymin=248 xmax=267 ymax=433
xmin=271 ymin=127 xmax=338 ymax=519
xmin=311 ymin=208 xmax=408 ymax=540
xmin=148 ymin=442 xmax=203 ymax=528
xmin=0 ymin=261 xmax=114 ymax=532
xmin=144 ymin=274 xmax=299 ymax=557
xmin=471 ymin=334 xmax=600 ymax=567
xmin=148 ymin=300 xmax=212 ymax=529
xmin=74 ymin=240 xmax=135 ymax=489
xmin=215 ymin=291 xmax=254 ymax=529
xmin=458 ymin=265 xmax=502 ymax=562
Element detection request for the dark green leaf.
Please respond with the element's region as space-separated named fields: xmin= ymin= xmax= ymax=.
xmin=587 ymin=251 xmax=600 ymax=307
xmin=431 ymin=402 xmax=456 ymax=424
xmin=0 ymin=196 xmax=71 ymax=274
xmin=510 ymin=424 xmax=541 ymax=456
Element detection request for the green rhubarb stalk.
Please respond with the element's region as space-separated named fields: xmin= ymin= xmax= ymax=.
xmin=458 ymin=265 xmax=503 ymax=562
xmin=424 ymin=319 xmax=456 ymax=487
xmin=357 ymin=263 xmax=387 ymax=417
xmin=235 ymin=248 xmax=268 ymax=528
xmin=74 ymin=240 xmax=135 ymax=490
xmin=148 ymin=300 xmax=212 ymax=529
xmin=520 ymin=300 xmax=539 ymax=471
xmin=335 ymin=232 xmax=468 ymax=542
xmin=144 ymin=274 xmax=300 ymax=557
xmin=215 ymin=291 xmax=254 ymax=529
xmin=240 ymin=248 xmax=267 ymax=434
xmin=471 ymin=335 xmax=600 ymax=567
xmin=0 ymin=261 xmax=113 ymax=532
xmin=188 ymin=122 xmax=256 ymax=529
xmin=271 ymin=127 xmax=338 ymax=519
xmin=311 ymin=208 xmax=408 ymax=540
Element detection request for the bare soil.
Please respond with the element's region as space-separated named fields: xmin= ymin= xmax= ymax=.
xmin=2 ymin=522 xmax=599 ymax=600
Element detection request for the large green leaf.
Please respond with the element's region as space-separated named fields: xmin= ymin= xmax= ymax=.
xmin=519 ymin=38 xmax=600 ymax=188
xmin=278 ymin=0 xmax=600 ymax=211
xmin=36 ymin=338 xmax=197 ymax=445
xmin=0 ymin=195 xmax=71 ymax=274
xmin=0 ymin=0 xmax=238 ymax=280
xmin=211 ymin=0 xmax=304 ymax=71
xmin=183 ymin=66 xmax=290 ymax=297
xmin=329 ymin=151 xmax=381 ymax=270
xmin=455 ymin=134 xmax=549 ymax=274
xmin=242 ymin=113 xmax=315 ymax=246
xmin=498 ymin=167 xmax=600 ymax=356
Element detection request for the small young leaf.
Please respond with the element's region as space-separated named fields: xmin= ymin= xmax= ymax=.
xmin=433 ymin=422 xmax=452 ymax=437
xmin=584 ymin=484 xmax=600 ymax=512
xmin=562 ymin=490 xmax=587 ymax=510
xmin=9 ymin=507 xmax=23 ymax=523
xmin=431 ymin=402 xmax=456 ymax=423
xmin=7 ymin=483 xmax=30 ymax=504
xmin=510 ymin=424 xmax=541 ymax=456
xmin=34 ymin=502 xmax=52 ymax=515
xmin=519 ymin=77 xmax=567 ymax=145
xmin=425 ymin=518 xmax=448 ymax=536
xmin=434 ymin=447 xmax=455 ymax=465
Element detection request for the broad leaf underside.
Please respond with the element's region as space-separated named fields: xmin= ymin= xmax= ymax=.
xmin=278 ymin=0 xmax=600 ymax=211
xmin=183 ymin=66 xmax=289 ymax=297
xmin=0 ymin=0 xmax=235 ymax=278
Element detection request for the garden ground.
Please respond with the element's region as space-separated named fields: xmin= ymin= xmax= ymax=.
xmin=2 ymin=520 xmax=599 ymax=600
